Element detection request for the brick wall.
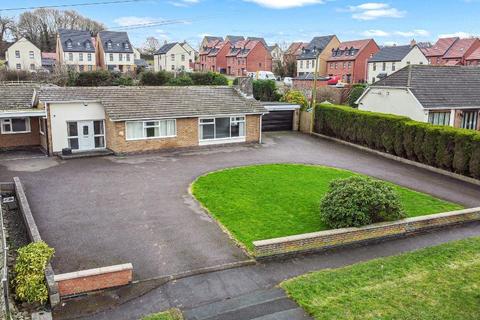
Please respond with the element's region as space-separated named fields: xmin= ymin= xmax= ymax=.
xmin=246 ymin=43 xmax=272 ymax=72
xmin=54 ymin=263 xmax=133 ymax=297
xmin=246 ymin=115 xmax=261 ymax=143
xmin=0 ymin=116 xmax=41 ymax=149
xmin=105 ymin=117 xmax=199 ymax=154
xmin=253 ymin=208 xmax=480 ymax=258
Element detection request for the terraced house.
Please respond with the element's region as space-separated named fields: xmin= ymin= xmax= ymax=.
xmin=96 ymin=31 xmax=135 ymax=73
xmin=296 ymin=35 xmax=340 ymax=77
xmin=56 ymin=29 xmax=97 ymax=72
xmin=226 ymin=39 xmax=273 ymax=76
xmin=0 ymin=82 xmax=266 ymax=154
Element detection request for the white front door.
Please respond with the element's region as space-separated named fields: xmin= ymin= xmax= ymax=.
xmin=77 ymin=121 xmax=95 ymax=151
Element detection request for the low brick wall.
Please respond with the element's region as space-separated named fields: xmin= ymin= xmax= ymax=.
xmin=54 ymin=263 xmax=133 ymax=297
xmin=253 ymin=208 xmax=480 ymax=258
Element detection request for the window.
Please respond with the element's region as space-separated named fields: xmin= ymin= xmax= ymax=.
xmin=30 ymin=64 xmax=35 ymax=70
xmin=126 ymin=120 xmax=176 ymax=140
xmin=306 ymin=60 xmax=310 ymax=69
xmin=199 ymin=116 xmax=245 ymax=140
xmin=300 ymin=61 xmax=303 ymax=68
xmin=29 ymin=51 xmax=34 ymax=59
xmin=69 ymin=53 xmax=73 ymax=61
xmin=124 ymin=43 xmax=130 ymax=49
xmin=87 ymin=53 xmax=92 ymax=61
xmin=79 ymin=65 xmax=84 ymax=71
xmin=348 ymin=62 xmax=351 ymax=69
xmin=109 ymin=53 xmax=114 ymax=61
xmin=79 ymin=53 xmax=83 ymax=62
xmin=181 ymin=54 xmax=185 ymax=62
xmin=107 ymin=41 xmax=112 ymax=50
xmin=126 ymin=53 xmax=130 ymax=61
xmin=171 ymin=65 xmax=175 ymax=71
xmin=16 ymin=64 xmax=21 ymax=70
xmin=119 ymin=53 xmax=123 ymax=62
xmin=171 ymin=54 xmax=175 ymax=61
xmin=1 ymin=118 xmax=31 ymax=134
xmin=428 ymin=112 xmax=451 ymax=126
xmin=372 ymin=63 xmax=376 ymax=71
xmin=39 ymin=118 xmax=46 ymax=135
xmin=86 ymin=42 xmax=91 ymax=49
xmin=88 ymin=65 xmax=93 ymax=71
xmin=66 ymin=40 xmax=72 ymax=49
xmin=67 ymin=122 xmax=79 ymax=150
xmin=392 ymin=62 xmax=396 ymax=71
xmin=461 ymin=110 xmax=478 ymax=130
xmin=15 ymin=50 xmax=20 ymax=58
xmin=94 ymin=120 xmax=105 ymax=148
xmin=382 ymin=62 xmax=386 ymax=71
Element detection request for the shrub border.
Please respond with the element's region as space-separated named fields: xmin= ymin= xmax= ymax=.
xmin=311 ymin=132 xmax=480 ymax=187
xmin=253 ymin=207 xmax=480 ymax=258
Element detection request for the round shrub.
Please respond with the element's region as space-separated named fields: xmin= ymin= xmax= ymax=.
xmin=320 ymin=176 xmax=405 ymax=229
xmin=280 ymin=90 xmax=308 ymax=110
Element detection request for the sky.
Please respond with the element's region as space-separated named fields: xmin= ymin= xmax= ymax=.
xmin=2 ymin=0 xmax=480 ymax=49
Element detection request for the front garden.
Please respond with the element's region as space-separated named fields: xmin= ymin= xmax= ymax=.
xmin=281 ymin=237 xmax=480 ymax=320
xmin=191 ymin=164 xmax=463 ymax=252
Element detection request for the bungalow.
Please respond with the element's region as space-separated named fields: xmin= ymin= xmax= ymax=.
xmin=357 ymin=65 xmax=480 ymax=131
xmin=367 ymin=44 xmax=428 ymax=84
xmin=327 ymin=39 xmax=379 ymax=84
xmin=0 ymin=84 xmax=46 ymax=151
xmin=1 ymin=81 xmax=266 ymax=154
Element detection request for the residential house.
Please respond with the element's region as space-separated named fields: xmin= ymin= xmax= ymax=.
xmin=0 ymin=84 xmax=46 ymax=150
xmin=268 ymin=44 xmax=283 ymax=65
xmin=5 ymin=37 xmax=42 ymax=72
xmin=2 ymin=82 xmax=265 ymax=154
xmin=133 ymin=47 xmax=142 ymax=60
xmin=357 ymin=65 xmax=480 ymax=131
xmin=200 ymin=36 xmax=223 ymax=49
xmin=56 ymin=29 xmax=96 ymax=72
xmin=225 ymin=35 xmax=245 ymax=44
xmin=198 ymin=39 xmax=230 ymax=73
xmin=226 ymin=39 xmax=272 ymax=76
xmin=466 ymin=47 xmax=480 ymax=65
xmin=326 ymin=39 xmax=380 ymax=84
xmin=297 ymin=35 xmax=340 ymax=77
xmin=367 ymin=44 xmax=428 ymax=84
xmin=41 ymin=52 xmax=57 ymax=72
xmin=441 ymin=38 xmax=480 ymax=65
xmin=96 ymin=31 xmax=135 ymax=73
xmin=283 ymin=42 xmax=308 ymax=70
xmin=421 ymin=37 xmax=458 ymax=65
xmin=153 ymin=42 xmax=196 ymax=72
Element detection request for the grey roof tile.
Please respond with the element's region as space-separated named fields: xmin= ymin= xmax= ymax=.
xmin=369 ymin=45 xmax=414 ymax=62
xmin=38 ymin=86 xmax=267 ymax=120
xmin=299 ymin=35 xmax=335 ymax=59
xmin=0 ymin=84 xmax=39 ymax=111
xmin=373 ymin=65 xmax=480 ymax=109
xmin=58 ymin=29 xmax=95 ymax=53
xmin=98 ymin=31 xmax=134 ymax=53
xmin=155 ymin=42 xmax=179 ymax=54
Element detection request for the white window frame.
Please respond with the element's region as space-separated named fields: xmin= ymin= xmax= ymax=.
xmin=29 ymin=51 xmax=34 ymax=59
xmin=87 ymin=53 xmax=92 ymax=62
xmin=15 ymin=50 xmax=20 ymax=58
xmin=125 ymin=119 xmax=177 ymax=141
xmin=1 ymin=118 xmax=31 ymax=134
xmin=198 ymin=116 xmax=246 ymax=143
xmin=93 ymin=120 xmax=106 ymax=149
xmin=79 ymin=53 xmax=83 ymax=62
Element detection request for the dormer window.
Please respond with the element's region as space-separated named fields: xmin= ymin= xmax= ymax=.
xmin=124 ymin=43 xmax=130 ymax=49
xmin=107 ymin=41 xmax=112 ymax=50
xmin=86 ymin=42 xmax=91 ymax=49
xmin=66 ymin=40 xmax=72 ymax=49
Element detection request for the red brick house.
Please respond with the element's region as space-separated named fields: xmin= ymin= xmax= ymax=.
xmin=326 ymin=39 xmax=379 ymax=84
xmin=198 ymin=39 xmax=230 ymax=73
xmin=442 ymin=38 xmax=480 ymax=65
xmin=226 ymin=39 xmax=272 ymax=76
xmin=421 ymin=37 xmax=458 ymax=65
xmin=466 ymin=47 xmax=480 ymax=65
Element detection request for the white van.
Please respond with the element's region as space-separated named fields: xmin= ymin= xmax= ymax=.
xmin=247 ymin=71 xmax=276 ymax=80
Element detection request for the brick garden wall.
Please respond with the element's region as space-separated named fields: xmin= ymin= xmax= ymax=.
xmin=54 ymin=263 xmax=133 ymax=297
xmin=253 ymin=208 xmax=480 ymax=258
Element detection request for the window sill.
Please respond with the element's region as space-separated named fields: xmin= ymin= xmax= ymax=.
xmin=126 ymin=135 xmax=177 ymax=141
xmin=199 ymin=137 xmax=246 ymax=146
xmin=1 ymin=131 xmax=31 ymax=135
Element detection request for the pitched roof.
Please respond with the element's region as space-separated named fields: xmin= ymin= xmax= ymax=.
xmin=247 ymin=37 xmax=267 ymax=46
xmin=155 ymin=42 xmax=181 ymax=55
xmin=203 ymin=36 xmax=223 ymax=43
xmin=225 ymin=35 xmax=245 ymax=44
xmin=207 ymin=41 xmax=228 ymax=57
xmin=38 ymin=86 xmax=266 ymax=120
xmin=466 ymin=47 xmax=480 ymax=60
xmin=421 ymin=37 xmax=458 ymax=57
xmin=372 ymin=65 xmax=480 ymax=109
xmin=328 ymin=39 xmax=376 ymax=61
xmin=199 ymin=39 xmax=222 ymax=55
xmin=369 ymin=45 xmax=415 ymax=62
xmin=58 ymin=29 xmax=95 ymax=53
xmin=98 ymin=31 xmax=134 ymax=53
xmin=0 ymin=84 xmax=38 ymax=112
xmin=443 ymin=38 xmax=479 ymax=59
xmin=299 ymin=35 xmax=336 ymax=59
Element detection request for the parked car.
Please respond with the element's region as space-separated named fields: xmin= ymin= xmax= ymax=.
xmin=247 ymin=71 xmax=276 ymax=80
xmin=283 ymin=77 xmax=293 ymax=86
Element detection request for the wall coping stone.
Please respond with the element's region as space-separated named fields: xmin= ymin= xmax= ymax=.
xmin=54 ymin=263 xmax=133 ymax=282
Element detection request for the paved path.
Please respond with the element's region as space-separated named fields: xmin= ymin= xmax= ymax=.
xmin=0 ymin=132 xmax=479 ymax=281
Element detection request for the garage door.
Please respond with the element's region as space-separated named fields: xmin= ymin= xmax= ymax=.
xmin=262 ymin=110 xmax=294 ymax=131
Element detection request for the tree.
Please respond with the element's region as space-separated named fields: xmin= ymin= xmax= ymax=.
xmin=253 ymin=80 xmax=281 ymax=101
xmin=0 ymin=14 xmax=15 ymax=43
xmin=280 ymin=90 xmax=308 ymax=110
xmin=273 ymin=60 xmax=286 ymax=78
xmin=142 ymin=37 xmax=161 ymax=57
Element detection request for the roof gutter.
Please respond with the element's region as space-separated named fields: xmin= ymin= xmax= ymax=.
xmin=0 ymin=110 xmax=46 ymax=118
xmin=111 ymin=112 xmax=266 ymax=122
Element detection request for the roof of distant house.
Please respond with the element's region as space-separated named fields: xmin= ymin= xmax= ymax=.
xmin=299 ymin=35 xmax=336 ymax=59
xmin=443 ymin=38 xmax=479 ymax=59
xmin=134 ymin=59 xmax=149 ymax=67
xmin=421 ymin=37 xmax=458 ymax=57
xmin=225 ymin=35 xmax=245 ymax=44
xmin=58 ymin=29 xmax=95 ymax=53
xmin=98 ymin=31 xmax=134 ymax=53
xmin=38 ymin=86 xmax=266 ymax=120
xmin=466 ymin=47 xmax=480 ymax=60
xmin=369 ymin=45 xmax=416 ymax=62
xmin=41 ymin=52 xmax=57 ymax=60
xmin=328 ymin=39 xmax=376 ymax=62
xmin=203 ymin=36 xmax=223 ymax=43
xmin=371 ymin=65 xmax=480 ymax=109
xmin=155 ymin=42 xmax=180 ymax=55
xmin=247 ymin=37 xmax=267 ymax=46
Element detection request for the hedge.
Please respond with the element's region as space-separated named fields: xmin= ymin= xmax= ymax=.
xmin=315 ymin=104 xmax=480 ymax=179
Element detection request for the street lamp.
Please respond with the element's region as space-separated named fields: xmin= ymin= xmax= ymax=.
xmin=309 ymin=47 xmax=320 ymax=133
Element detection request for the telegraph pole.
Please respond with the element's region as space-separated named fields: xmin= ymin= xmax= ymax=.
xmin=310 ymin=48 xmax=320 ymax=133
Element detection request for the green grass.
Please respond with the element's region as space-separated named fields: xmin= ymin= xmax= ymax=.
xmin=191 ymin=164 xmax=463 ymax=251
xmin=281 ymin=237 xmax=480 ymax=320
xmin=141 ymin=309 xmax=183 ymax=320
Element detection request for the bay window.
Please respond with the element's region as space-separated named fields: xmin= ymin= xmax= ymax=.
xmin=1 ymin=118 xmax=31 ymax=134
xmin=126 ymin=119 xmax=176 ymax=140
xmin=428 ymin=112 xmax=451 ymax=126
xmin=199 ymin=116 xmax=245 ymax=141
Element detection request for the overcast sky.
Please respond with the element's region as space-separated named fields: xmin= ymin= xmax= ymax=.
xmin=4 ymin=0 xmax=480 ymax=48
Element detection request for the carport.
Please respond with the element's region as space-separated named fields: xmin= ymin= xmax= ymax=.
xmin=261 ymin=102 xmax=300 ymax=132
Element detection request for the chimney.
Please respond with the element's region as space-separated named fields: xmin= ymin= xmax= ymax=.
xmin=235 ymin=77 xmax=253 ymax=98
xmin=410 ymin=39 xmax=417 ymax=47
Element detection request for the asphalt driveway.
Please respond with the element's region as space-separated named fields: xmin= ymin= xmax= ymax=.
xmin=1 ymin=132 xmax=479 ymax=280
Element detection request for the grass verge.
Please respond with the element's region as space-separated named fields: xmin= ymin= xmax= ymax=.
xmin=281 ymin=237 xmax=480 ymax=320
xmin=141 ymin=308 xmax=183 ymax=320
xmin=191 ymin=164 xmax=463 ymax=251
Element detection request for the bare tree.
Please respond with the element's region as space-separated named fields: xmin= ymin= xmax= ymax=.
xmin=142 ymin=36 xmax=161 ymax=56
xmin=0 ymin=15 xmax=15 ymax=43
